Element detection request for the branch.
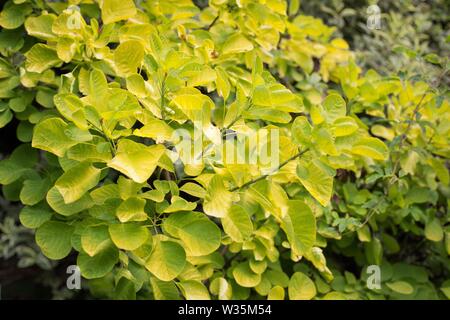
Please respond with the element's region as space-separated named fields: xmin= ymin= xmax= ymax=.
xmin=230 ymin=148 xmax=310 ymax=192
xmin=389 ymin=92 xmax=427 ymax=184
xmin=204 ymin=15 xmax=219 ymax=30
xmin=346 ymin=92 xmax=429 ymax=235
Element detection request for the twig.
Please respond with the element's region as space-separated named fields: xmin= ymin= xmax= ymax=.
xmin=389 ymin=92 xmax=427 ymax=184
xmin=229 ymin=148 xmax=310 ymax=192
xmin=204 ymin=15 xmax=219 ymax=30
xmin=345 ymin=91 xmax=429 ymax=235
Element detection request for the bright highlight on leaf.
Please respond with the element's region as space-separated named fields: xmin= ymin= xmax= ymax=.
xmin=145 ymin=236 xmax=186 ymax=282
xmin=288 ymin=272 xmax=316 ymax=300
xmin=108 ymin=140 xmax=165 ymax=183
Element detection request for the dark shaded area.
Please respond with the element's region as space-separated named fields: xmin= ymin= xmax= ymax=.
xmin=0 ymin=119 xmax=21 ymax=157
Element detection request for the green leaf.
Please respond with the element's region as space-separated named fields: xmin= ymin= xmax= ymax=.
xmin=306 ymin=247 xmax=333 ymax=281
xmin=101 ymin=0 xmax=137 ymax=25
xmin=55 ymin=162 xmax=101 ymax=204
xmin=322 ymin=94 xmax=346 ymax=123
xmin=288 ymin=272 xmax=316 ymax=300
xmin=163 ymin=212 xmax=221 ymax=256
xmin=47 ymin=186 xmax=93 ymax=216
xmin=77 ymin=245 xmax=119 ymax=279
xmin=215 ymin=67 xmax=231 ymax=100
xmin=203 ymin=176 xmax=234 ymax=218
xmin=126 ymin=73 xmax=147 ymax=98
xmin=36 ymin=221 xmax=74 ymax=260
xmin=24 ymin=13 xmax=56 ymax=41
xmin=0 ymin=110 xmax=13 ymax=128
xmin=170 ymin=89 xmax=214 ymax=123
xmin=332 ymin=116 xmax=358 ymax=136
xmin=20 ymin=177 xmax=51 ymax=206
xmin=288 ymin=0 xmax=300 ymax=16
xmin=440 ymin=280 xmax=450 ymax=299
xmin=351 ymin=137 xmax=388 ymax=160
xmin=17 ymin=121 xmax=34 ymax=142
xmin=243 ymin=106 xmax=291 ymax=123
xmin=32 ymin=118 xmax=78 ymax=157
xmin=87 ymin=68 xmax=108 ymax=109
xmin=0 ymin=160 xmax=30 ymax=185
xmin=109 ymin=223 xmax=150 ymax=251
xmin=0 ymin=2 xmax=32 ymax=29
xmin=250 ymin=259 xmax=267 ymax=274
xmin=222 ymin=205 xmax=253 ymax=242
xmin=268 ymin=286 xmax=285 ymax=300
xmin=364 ymin=238 xmax=383 ymax=265
xmin=141 ymin=189 xmax=165 ymax=202
xmin=371 ymin=124 xmax=395 ymax=141
xmin=281 ymin=200 xmax=316 ymax=258
xmin=266 ymin=270 xmax=289 ymax=288
xmin=53 ymin=93 xmax=88 ymax=129
xmin=108 ymin=139 xmax=165 ymax=183
xmin=313 ymin=127 xmax=338 ymax=155
xmin=114 ymin=40 xmax=144 ymax=76
xmin=19 ymin=206 xmax=52 ymax=229
xmin=222 ymin=33 xmax=254 ymax=55
xmin=114 ymin=278 xmax=136 ymax=300
xmin=118 ymin=176 xmax=145 ymax=199
xmin=386 ymin=281 xmax=414 ymax=295
xmin=67 ymin=142 xmax=112 ymax=162
xmin=292 ymin=116 xmax=312 ymax=145
xmin=81 ymin=225 xmax=111 ymax=257
xmin=9 ymin=92 xmax=34 ymax=112
xmin=296 ymin=160 xmax=333 ymax=206
xmin=253 ymin=84 xmax=303 ymax=112
xmin=232 ymin=262 xmax=261 ymax=288
xmin=90 ymin=183 xmax=120 ymax=205
xmin=25 ymin=44 xmax=60 ymax=73
xmin=145 ymin=236 xmax=186 ymax=281
xmin=180 ymin=183 xmax=206 ymax=198
xmin=210 ymin=277 xmax=232 ymax=300
xmin=322 ymin=292 xmax=347 ymax=300
xmin=425 ymin=218 xmax=444 ymax=242
xmin=150 ymin=277 xmax=181 ymax=300
xmin=178 ymin=280 xmax=211 ymax=300
xmin=424 ymin=53 xmax=440 ymax=65
xmin=51 ymin=10 xmax=85 ymax=38
xmin=116 ymin=197 xmax=148 ymax=222
xmin=429 ymin=158 xmax=449 ymax=185
xmin=185 ymin=64 xmax=217 ymax=87
xmin=163 ymin=196 xmax=197 ymax=213
xmin=6 ymin=143 xmax=37 ymax=167
xmin=134 ymin=119 xmax=174 ymax=143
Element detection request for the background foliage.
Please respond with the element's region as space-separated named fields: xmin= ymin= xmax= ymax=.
xmin=0 ymin=0 xmax=448 ymax=300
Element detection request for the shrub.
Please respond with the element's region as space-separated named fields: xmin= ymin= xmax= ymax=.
xmin=0 ymin=0 xmax=448 ymax=300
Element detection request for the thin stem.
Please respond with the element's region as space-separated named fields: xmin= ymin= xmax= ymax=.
xmin=160 ymin=72 xmax=167 ymax=120
xmin=389 ymin=92 xmax=427 ymax=184
xmin=205 ymin=15 xmax=219 ymax=30
xmin=346 ymin=91 xmax=429 ymax=235
xmin=225 ymin=98 xmax=252 ymax=130
xmin=230 ymin=148 xmax=310 ymax=192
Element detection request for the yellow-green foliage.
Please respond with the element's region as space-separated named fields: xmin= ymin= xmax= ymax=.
xmin=0 ymin=0 xmax=448 ymax=300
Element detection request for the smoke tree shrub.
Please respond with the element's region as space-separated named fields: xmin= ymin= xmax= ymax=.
xmin=0 ymin=0 xmax=448 ymax=299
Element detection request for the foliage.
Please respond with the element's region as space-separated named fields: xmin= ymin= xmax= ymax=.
xmin=0 ymin=0 xmax=448 ymax=300
xmin=301 ymin=0 xmax=450 ymax=77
